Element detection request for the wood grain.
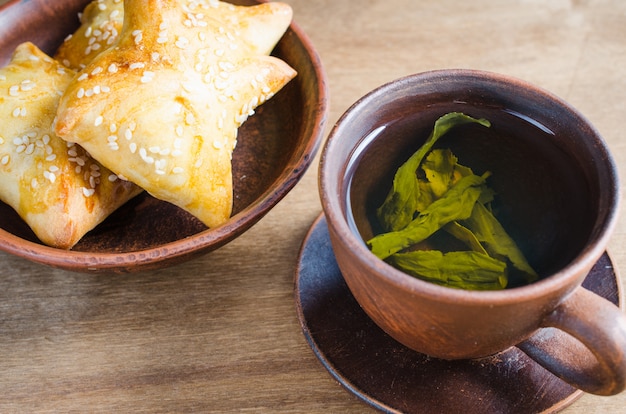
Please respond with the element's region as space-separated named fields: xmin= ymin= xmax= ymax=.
xmin=1 ymin=0 xmax=626 ymax=412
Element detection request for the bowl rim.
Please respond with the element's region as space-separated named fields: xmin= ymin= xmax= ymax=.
xmin=320 ymin=68 xmax=620 ymax=304
xmin=0 ymin=0 xmax=329 ymax=272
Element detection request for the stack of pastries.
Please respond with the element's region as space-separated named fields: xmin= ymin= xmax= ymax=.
xmin=0 ymin=0 xmax=296 ymax=249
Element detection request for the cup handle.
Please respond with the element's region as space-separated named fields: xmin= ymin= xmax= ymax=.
xmin=517 ymin=287 xmax=626 ymax=395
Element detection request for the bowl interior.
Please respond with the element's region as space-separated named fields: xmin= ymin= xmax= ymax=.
xmin=0 ymin=0 xmax=326 ymax=270
xmin=343 ymin=73 xmax=615 ymax=284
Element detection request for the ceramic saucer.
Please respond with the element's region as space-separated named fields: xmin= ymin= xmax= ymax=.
xmin=295 ymin=214 xmax=622 ymax=414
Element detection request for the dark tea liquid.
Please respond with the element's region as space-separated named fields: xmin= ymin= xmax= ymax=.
xmin=344 ymin=104 xmax=597 ymax=287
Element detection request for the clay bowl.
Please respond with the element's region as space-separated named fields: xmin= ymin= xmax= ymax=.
xmin=0 ymin=0 xmax=328 ymax=272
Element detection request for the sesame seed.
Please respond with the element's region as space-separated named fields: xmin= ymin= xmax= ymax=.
xmin=108 ymin=174 xmax=118 ymax=182
xmin=129 ymin=62 xmax=145 ymax=70
xmin=129 ymin=142 xmax=137 ymax=153
xmin=77 ymin=73 xmax=89 ymax=81
xmin=155 ymin=159 xmax=166 ymax=170
xmin=175 ymin=37 xmax=189 ymax=49
xmin=9 ymin=85 xmax=19 ymax=96
xmin=91 ymin=66 xmax=103 ymax=76
xmin=1 ymin=155 xmax=9 ymax=165
xmin=108 ymin=63 xmax=118 ymax=73
xmin=77 ymin=88 xmax=85 ymax=98
xmin=94 ymin=116 xmax=104 ymax=126
xmin=44 ymin=170 xmax=56 ymax=183
xmin=173 ymin=167 xmax=184 ymax=174
xmin=82 ymin=187 xmax=95 ymax=197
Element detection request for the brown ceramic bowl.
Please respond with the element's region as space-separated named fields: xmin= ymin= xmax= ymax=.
xmin=0 ymin=0 xmax=327 ymax=272
xmin=319 ymin=69 xmax=626 ymax=395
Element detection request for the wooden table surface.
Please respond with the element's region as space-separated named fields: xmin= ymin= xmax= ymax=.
xmin=2 ymin=0 xmax=626 ymax=412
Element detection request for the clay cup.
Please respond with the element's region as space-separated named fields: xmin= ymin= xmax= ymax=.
xmin=319 ymin=69 xmax=626 ymax=396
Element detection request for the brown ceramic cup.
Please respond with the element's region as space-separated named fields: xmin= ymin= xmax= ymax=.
xmin=319 ymin=69 xmax=626 ymax=396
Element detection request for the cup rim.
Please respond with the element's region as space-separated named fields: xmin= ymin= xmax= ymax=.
xmin=319 ymin=68 xmax=621 ymax=305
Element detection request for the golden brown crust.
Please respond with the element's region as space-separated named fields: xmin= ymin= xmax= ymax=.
xmin=55 ymin=0 xmax=296 ymax=228
xmin=55 ymin=0 xmax=125 ymax=70
xmin=0 ymin=42 xmax=142 ymax=249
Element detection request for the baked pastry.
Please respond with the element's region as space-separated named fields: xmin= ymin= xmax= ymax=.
xmin=55 ymin=0 xmax=296 ymax=228
xmin=55 ymin=0 xmax=125 ymax=70
xmin=0 ymin=42 xmax=142 ymax=249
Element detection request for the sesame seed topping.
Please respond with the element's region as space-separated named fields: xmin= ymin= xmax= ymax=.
xmin=94 ymin=116 xmax=104 ymax=126
xmin=43 ymin=170 xmax=56 ymax=183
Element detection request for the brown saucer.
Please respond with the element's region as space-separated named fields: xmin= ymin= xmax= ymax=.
xmin=295 ymin=214 xmax=622 ymax=414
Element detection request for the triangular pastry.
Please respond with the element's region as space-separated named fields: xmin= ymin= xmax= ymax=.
xmin=56 ymin=0 xmax=292 ymax=70
xmin=55 ymin=0 xmax=297 ymax=228
xmin=55 ymin=0 xmax=125 ymax=71
xmin=0 ymin=42 xmax=142 ymax=249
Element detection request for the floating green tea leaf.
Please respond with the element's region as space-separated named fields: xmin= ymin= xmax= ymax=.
xmin=368 ymin=173 xmax=488 ymax=259
xmin=376 ymin=112 xmax=491 ymax=232
xmin=461 ymin=202 xmax=538 ymax=284
xmin=366 ymin=112 xmax=538 ymax=291
xmin=389 ymin=250 xmax=508 ymax=290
